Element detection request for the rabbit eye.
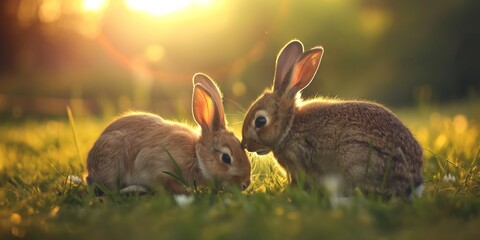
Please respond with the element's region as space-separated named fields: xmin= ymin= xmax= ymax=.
xmin=221 ymin=153 xmax=231 ymax=164
xmin=255 ymin=116 xmax=267 ymax=128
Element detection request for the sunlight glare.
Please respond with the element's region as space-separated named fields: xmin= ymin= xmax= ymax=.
xmin=125 ymin=0 xmax=192 ymax=16
xmin=195 ymin=0 xmax=212 ymax=6
xmin=83 ymin=0 xmax=109 ymax=12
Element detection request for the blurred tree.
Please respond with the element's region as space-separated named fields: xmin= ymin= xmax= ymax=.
xmin=0 ymin=0 xmax=478 ymax=117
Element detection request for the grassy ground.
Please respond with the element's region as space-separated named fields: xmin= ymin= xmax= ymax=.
xmin=1 ymin=101 xmax=479 ymax=239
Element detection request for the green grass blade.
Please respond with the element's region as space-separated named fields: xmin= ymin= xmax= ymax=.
xmin=162 ymin=171 xmax=186 ymax=186
xmin=67 ymin=106 xmax=82 ymax=162
xmin=160 ymin=144 xmax=186 ymax=186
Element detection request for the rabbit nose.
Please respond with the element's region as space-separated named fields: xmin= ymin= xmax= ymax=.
xmin=241 ymin=140 xmax=247 ymax=149
xmin=242 ymin=179 xmax=251 ymax=190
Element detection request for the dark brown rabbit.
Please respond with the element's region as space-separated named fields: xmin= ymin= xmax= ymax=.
xmin=241 ymin=40 xmax=423 ymax=198
xmin=87 ymin=73 xmax=251 ymax=195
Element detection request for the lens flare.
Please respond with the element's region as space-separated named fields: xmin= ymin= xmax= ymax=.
xmin=125 ymin=0 xmax=192 ymax=16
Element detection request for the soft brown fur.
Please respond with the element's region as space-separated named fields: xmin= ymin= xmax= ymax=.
xmin=241 ymin=40 xmax=423 ymax=197
xmin=87 ymin=74 xmax=251 ymax=195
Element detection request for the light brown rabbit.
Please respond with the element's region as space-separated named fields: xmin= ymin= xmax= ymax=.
xmin=241 ymin=40 xmax=423 ymax=198
xmin=87 ymin=73 xmax=251 ymax=195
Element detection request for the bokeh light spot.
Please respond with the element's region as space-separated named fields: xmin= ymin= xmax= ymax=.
xmin=10 ymin=213 xmax=22 ymax=224
xmin=274 ymin=207 xmax=285 ymax=216
xmin=77 ymin=19 xmax=101 ymax=38
xmin=453 ymin=114 xmax=468 ymax=134
xmin=232 ymin=81 xmax=246 ymax=97
xmin=360 ymin=8 xmax=391 ymax=39
xmin=17 ymin=0 xmax=37 ymax=27
xmin=11 ymin=227 xmax=26 ymax=238
xmin=434 ymin=134 xmax=448 ymax=149
xmin=144 ymin=44 xmax=165 ymax=63
xmin=49 ymin=206 xmax=60 ymax=217
xmin=39 ymin=0 xmax=61 ymax=23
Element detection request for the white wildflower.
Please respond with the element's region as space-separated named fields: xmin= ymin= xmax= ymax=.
xmin=322 ymin=175 xmax=351 ymax=207
xmin=67 ymin=175 xmax=83 ymax=184
xmin=322 ymin=174 xmax=341 ymax=198
xmin=442 ymin=174 xmax=456 ymax=183
xmin=410 ymin=184 xmax=424 ymax=199
xmin=173 ymin=194 xmax=195 ymax=207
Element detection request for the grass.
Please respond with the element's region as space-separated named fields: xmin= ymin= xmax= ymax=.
xmin=1 ymin=100 xmax=480 ymax=239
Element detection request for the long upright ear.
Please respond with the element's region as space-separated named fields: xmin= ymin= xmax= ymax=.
xmin=192 ymin=73 xmax=226 ymax=127
xmin=282 ymin=47 xmax=324 ymax=98
xmin=273 ymin=40 xmax=304 ymax=91
xmin=192 ymin=83 xmax=226 ymax=134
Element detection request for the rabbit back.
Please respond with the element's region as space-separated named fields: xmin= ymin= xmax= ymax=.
xmin=274 ymin=100 xmax=423 ymax=196
xmin=86 ymin=112 xmax=199 ymax=193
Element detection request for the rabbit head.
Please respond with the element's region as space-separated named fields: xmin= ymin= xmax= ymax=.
xmin=241 ymin=40 xmax=324 ymax=155
xmin=193 ymin=73 xmax=252 ymax=190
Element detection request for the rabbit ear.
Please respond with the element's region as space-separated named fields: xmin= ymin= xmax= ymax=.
xmin=283 ymin=47 xmax=324 ymax=98
xmin=192 ymin=73 xmax=226 ymax=127
xmin=192 ymin=83 xmax=226 ymax=134
xmin=193 ymin=73 xmax=222 ymax=100
xmin=273 ymin=40 xmax=304 ymax=91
